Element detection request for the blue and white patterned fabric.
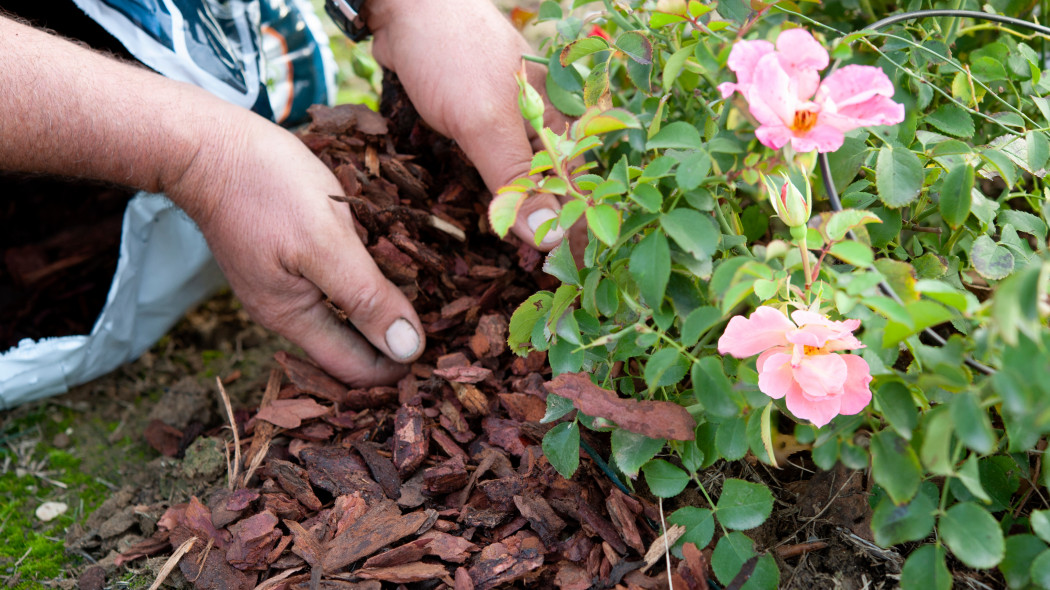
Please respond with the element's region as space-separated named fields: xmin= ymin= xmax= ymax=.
xmin=0 ymin=0 xmax=338 ymax=408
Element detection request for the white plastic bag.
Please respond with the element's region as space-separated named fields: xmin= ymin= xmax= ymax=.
xmin=0 ymin=192 xmax=226 ymax=409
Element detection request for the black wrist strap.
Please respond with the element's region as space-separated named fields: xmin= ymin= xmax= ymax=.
xmin=325 ymin=0 xmax=370 ymax=41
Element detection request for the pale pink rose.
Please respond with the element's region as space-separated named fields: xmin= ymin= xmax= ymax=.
xmin=720 ymin=29 xmax=904 ymax=153
xmin=717 ymin=306 xmax=873 ymax=427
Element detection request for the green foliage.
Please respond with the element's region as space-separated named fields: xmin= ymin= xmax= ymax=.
xmin=503 ymin=2 xmax=1050 ymax=587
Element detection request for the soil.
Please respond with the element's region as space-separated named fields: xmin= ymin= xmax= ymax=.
xmin=0 ymin=78 xmax=1006 ymax=590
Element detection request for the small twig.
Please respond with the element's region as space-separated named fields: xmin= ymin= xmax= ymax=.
xmin=253 ymin=567 xmax=304 ymax=590
xmin=190 ymin=538 xmax=215 ymax=582
xmin=3 ymin=547 xmax=32 ymax=584
xmin=642 ymin=524 xmax=686 ymax=573
xmin=774 ymin=471 xmax=857 ymax=550
xmin=147 ymin=536 xmax=197 ymax=590
xmin=428 ymin=215 xmax=466 ymax=241
xmin=775 ymin=540 xmax=829 ymax=559
xmin=660 ymin=498 xmax=674 ymax=590
xmin=905 ymin=223 xmax=942 ymax=234
xmin=215 ymin=377 xmax=240 ymax=491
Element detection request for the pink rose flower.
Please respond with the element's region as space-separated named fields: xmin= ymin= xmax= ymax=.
xmin=717 ymin=306 xmax=873 ymax=427
xmin=719 ymin=29 xmax=905 ymax=153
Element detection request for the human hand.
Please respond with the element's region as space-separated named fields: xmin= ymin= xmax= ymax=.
xmin=169 ymin=117 xmax=425 ymax=386
xmin=367 ymin=0 xmax=576 ymax=251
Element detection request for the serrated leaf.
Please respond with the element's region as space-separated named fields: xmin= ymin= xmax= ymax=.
xmin=971 ymin=234 xmax=1014 ymax=280
xmin=629 ymin=231 xmax=670 ymax=307
xmin=1001 ymin=535 xmax=1048 ymax=589
xmin=661 ymin=208 xmax=719 ymax=259
xmin=543 ymin=422 xmax=580 ymax=478
xmin=614 ymin=31 xmax=652 ymax=65
xmin=579 ymin=108 xmax=642 ymax=136
xmin=829 ymin=241 xmax=874 ymax=267
xmin=871 ymin=489 xmax=936 ymax=546
xmin=870 ymin=429 xmax=921 ymax=505
xmin=882 ymin=300 xmax=956 ymax=347
xmin=716 ymin=478 xmax=774 ymax=530
xmin=488 ymin=191 xmax=526 ymax=238
xmin=711 ymin=532 xmax=755 ymax=585
xmin=644 ymin=347 xmax=689 ymax=389
xmin=583 ymin=57 xmax=611 ymax=109
xmin=876 ymin=381 xmax=918 ymax=440
xmin=543 ymin=241 xmax=580 ymax=286
xmin=585 ymin=203 xmax=621 ymax=246
xmin=926 ymin=103 xmax=975 ymax=138
xmin=560 ymin=36 xmax=610 ymax=65
xmin=692 ymin=357 xmax=743 ymax=419
xmin=715 ymin=415 xmax=748 ymax=461
xmin=950 ymin=392 xmax=996 ymax=454
xmin=675 ymin=149 xmax=711 ymax=191
xmin=939 ymin=163 xmax=974 ymax=229
xmin=668 ymin=507 xmax=715 ymax=551
xmin=647 ymin=121 xmax=704 ymax=150
xmin=662 ymin=44 xmax=694 ymax=92
xmin=901 ymin=545 xmax=952 ymax=590
xmin=630 ymin=183 xmax=663 ymax=213
xmin=611 ymin=429 xmax=665 ymax=478
xmin=508 ymin=292 xmax=552 ymax=355
xmin=641 ymin=459 xmax=690 ymax=497
xmin=680 ymin=306 xmax=721 ymax=347
xmin=826 ymin=209 xmax=882 ymax=241
xmin=541 ymin=393 xmax=575 ymax=423
xmin=940 ymin=502 xmax=1005 ymax=569
xmin=876 ymin=145 xmax=924 ymax=208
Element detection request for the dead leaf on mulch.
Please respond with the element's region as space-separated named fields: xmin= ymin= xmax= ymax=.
xmin=545 ymin=372 xmax=697 ymax=441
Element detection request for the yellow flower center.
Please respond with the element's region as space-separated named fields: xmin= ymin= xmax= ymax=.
xmin=792 ymin=110 xmax=818 ymax=133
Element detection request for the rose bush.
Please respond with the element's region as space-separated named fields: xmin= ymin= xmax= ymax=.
xmin=493 ymin=1 xmax=1050 ymax=587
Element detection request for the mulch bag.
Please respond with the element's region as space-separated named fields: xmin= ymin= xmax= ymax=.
xmin=0 ymin=193 xmax=225 ymax=409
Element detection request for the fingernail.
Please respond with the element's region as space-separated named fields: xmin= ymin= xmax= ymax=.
xmin=527 ymin=208 xmax=564 ymax=246
xmin=385 ymin=318 xmax=420 ymax=360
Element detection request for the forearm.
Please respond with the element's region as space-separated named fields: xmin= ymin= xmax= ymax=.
xmin=0 ymin=16 xmax=268 ymax=221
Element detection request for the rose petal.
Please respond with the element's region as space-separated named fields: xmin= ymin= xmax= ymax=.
xmin=756 ymin=351 xmax=796 ymax=400
xmin=746 ymin=54 xmax=797 ymax=127
xmin=792 ymin=352 xmax=848 ymax=399
xmin=775 ymin=29 xmax=828 ymax=99
xmin=754 ymin=124 xmax=794 ymax=150
xmin=819 ymin=65 xmax=895 ymax=108
xmin=790 ymin=121 xmax=845 ymax=153
xmin=717 ymin=306 xmax=795 ymax=358
xmin=837 ymin=354 xmax=873 ymax=415
xmin=725 ymin=39 xmax=775 ymax=91
xmin=785 ymin=389 xmax=842 ymax=428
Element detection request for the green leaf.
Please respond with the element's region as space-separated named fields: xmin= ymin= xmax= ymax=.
xmin=560 ymin=36 xmax=610 ymax=65
xmin=939 ymin=164 xmax=974 ymax=229
xmin=543 ymin=241 xmax=580 ymax=286
xmin=668 ymin=507 xmax=715 ymax=551
xmin=826 ymin=209 xmax=882 ymax=241
xmin=871 ymin=488 xmax=936 ymax=546
xmin=488 ymin=190 xmax=526 ymax=238
xmin=641 ymin=459 xmax=690 ymax=497
xmin=582 ymin=57 xmax=611 ymax=108
xmin=971 ymin=234 xmax=1015 ymax=280
xmin=647 ymin=121 xmax=703 ymax=150
xmin=541 ymin=393 xmax=575 ymax=424
xmin=882 ymin=300 xmax=956 ymax=347
xmin=972 ymin=55 xmax=1008 ymax=82
xmin=681 ymin=306 xmax=722 ymax=348
xmin=919 ymin=406 xmax=955 ymax=476
xmin=1028 ymin=131 xmax=1050 ymax=172
xmin=876 ymin=145 xmax=924 ymax=208
xmin=950 ymin=392 xmax=996 ymax=455
xmin=1031 ymin=510 xmax=1050 ymax=545
xmin=675 ymin=150 xmax=712 ymax=192
xmin=586 ymin=203 xmax=621 ymax=246
xmin=630 ymin=183 xmax=663 ymax=213
xmin=939 ymin=502 xmax=1006 ymax=569
xmin=611 ymin=429 xmax=665 ymax=478
xmin=916 ymin=279 xmax=973 ymax=312
xmin=876 ymin=381 xmax=918 ymax=440
xmin=901 ymin=545 xmax=951 ymax=590
xmin=957 ymin=454 xmax=991 ymax=503
xmin=508 ymin=292 xmax=552 ymax=355
xmin=613 ymin=31 xmax=652 ymax=65
xmin=711 ymin=532 xmax=755 ymax=585
xmin=644 ymin=348 xmax=689 ymax=389
xmin=829 ymin=241 xmax=874 ymax=267
xmin=999 ymin=209 xmax=1048 ymax=242
xmin=715 ymin=415 xmax=748 ymax=461
xmin=662 ymin=43 xmax=695 ymax=93
xmin=578 ymin=108 xmax=642 ymax=136
xmin=870 ymin=429 xmax=922 ymax=504
xmin=661 ymin=208 xmax=719 ymax=259
xmin=1030 ymin=549 xmax=1050 ymax=589
xmin=630 ymin=231 xmax=670 ymax=307
xmin=692 ymin=357 xmax=743 ymax=419
xmin=1000 ymin=535 xmax=1047 ymax=589
xmin=716 ymin=479 xmax=774 ymax=531
xmin=542 ymin=422 xmax=580 ymax=479
xmin=926 ymin=103 xmax=975 ymax=138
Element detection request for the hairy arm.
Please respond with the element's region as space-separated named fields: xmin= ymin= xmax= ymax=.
xmin=0 ymin=15 xmax=426 ymax=385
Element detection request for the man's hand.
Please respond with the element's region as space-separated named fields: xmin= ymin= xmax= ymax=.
xmin=0 ymin=16 xmax=423 ymax=386
xmin=368 ymin=0 xmax=574 ymax=250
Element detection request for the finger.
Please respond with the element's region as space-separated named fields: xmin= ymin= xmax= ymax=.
xmin=276 ymin=291 xmax=411 ymax=387
xmin=302 ymin=232 xmax=426 ymax=367
xmin=512 ymin=192 xmax=566 ymax=251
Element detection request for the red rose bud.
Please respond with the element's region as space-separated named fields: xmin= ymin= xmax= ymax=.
xmin=588 ymin=25 xmax=611 ymax=40
xmin=761 ymin=173 xmax=811 ymax=230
